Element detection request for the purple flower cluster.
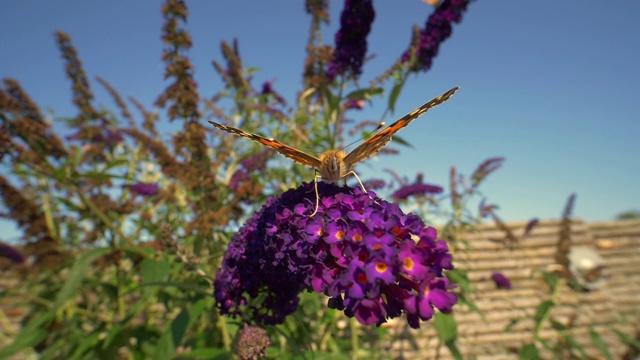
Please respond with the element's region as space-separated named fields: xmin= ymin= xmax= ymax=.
xmin=66 ymin=118 xmax=124 ymax=146
xmin=362 ymin=179 xmax=386 ymax=191
xmin=402 ymin=0 xmax=471 ymax=72
xmin=214 ymin=182 xmax=457 ymax=328
xmin=229 ymin=149 xmax=274 ymax=191
xmin=392 ymin=182 xmax=443 ymax=200
xmin=326 ymin=0 xmax=375 ymax=80
xmin=0 ymin=241 xmax=24 ymax=263
xmin=125 ymin=182 xmax=159 ymax=197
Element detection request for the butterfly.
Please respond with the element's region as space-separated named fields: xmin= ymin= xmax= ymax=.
xmin=209 ymin=86 xmax=459 ymax=215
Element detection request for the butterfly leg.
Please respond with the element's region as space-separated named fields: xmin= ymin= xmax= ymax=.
xmin=309 ymin=172 xmax=322 ymax=217
xmin=345 ymin=170 xmax=367 ymax=193
xmin=345 ymin=170 xmax=380 ymax=205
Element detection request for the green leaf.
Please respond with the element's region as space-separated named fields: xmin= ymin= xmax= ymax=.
xmin=614 ymin=328 xmax=640 ymax=349
xmin=140 ymin=258 xmax=170 ymax=284
xmin=344 ymin=87 xmax=383 ymax=100
xmin=154 ymin=299 xmax=209 ymax=360
xmin=0 ymin=311 xmax=55 ymax=357
xmin=323 ymin=87 xmax=339 ymax=113
xmin=54 ymin=247 xmax=111 ymax=309
xmin=589 ymin=327 xmax=612 ymax=360
xmin=4 ymin=311 xmax=55 ymax=352
xmin=541 ymin=271 xmax=559 ymax=290
xmin=446 ymin=268 xmax=471 ymax=294
xmin=505 ymin=319 xmax=520 ymax=332
xmin=550 ymin=319 xmax=566 ymax=331
xmin=565 ymin=336 xmax=589 ymax=359
xmin=298 ymin=87 xmax=316 ymax=106
xmin=434 ymin=312 xmax=457 ymax=343
xmin=68 ymin=330 xmax=102 ymax=358
xmin=533 ymin=300 xmax=554 ymax=329
xmin=390 ymin=135 xmax=413 ymax=148
xmin=518 ymin=344 xmax=540 ymax=360
xmin=388 ymin=82 xmax=404 ymax=113
xmin=104 ymin=158 xmax=130 ymax=170
xmin=444 ymin=340 xmax=463 ymax=360
xmin=101 ymin=323 xmax=125 ymax=350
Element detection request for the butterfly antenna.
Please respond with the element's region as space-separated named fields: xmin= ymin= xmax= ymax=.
xmin=339 ymin=121 xmax=386 ymax=152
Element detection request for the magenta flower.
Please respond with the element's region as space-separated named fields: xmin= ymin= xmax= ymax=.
xmin=326 ymin=0 xmax=375 ymax=80
xmin=214 ymin=182 xmax=456 ymax=328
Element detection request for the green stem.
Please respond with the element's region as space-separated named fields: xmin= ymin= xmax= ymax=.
xmin=39 ymin=176 xmax=59 ymax=244
xmin=350 ymin=317 xmax=359 ymax=360
xmin=534 ymin=277 xmax=564 ymax=340
xmin=217 ymin=315 xmax=232 ymax=351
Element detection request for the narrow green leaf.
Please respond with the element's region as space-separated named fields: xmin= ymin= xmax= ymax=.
xmin=505 ymin=319 xmax=520 ymax=332
xmin=68 ymin=330 xmax=102 ymax=358
xmin=541 ymin=271 xmax=559 ymax=289
xmin=550 ymin=319 xmax=567 ymax=331
xmin=434 ymin=313 xmax=457 ymax=343
xmin=54 ymin=247 xmax=111 ymax=309
xmin=565 ymin=336 xmax=589 ymax=359
xmin=614 ymin=328 xmax=640 ymax=349
xmin=388 ymin=82 xmax=404 ymax=113
xmin=518 ymin=344 xmax=540 ymax=360
xmin=444 ymin=340 xmax=463 ymax=360
xmin=390 ymin=135 xmax=413 ymax=148
xmin=101 ymin=323 xmax=124 ymax=350
xmin=153 ymin=299 xmax=209 ymax=360
xmin=104 ymin=158 xmax=130 ymax=170
xmin=446 ymin=268 xmax=471 ymax=294
xmin=533 ymin=300 xmax=554 ymax=329
xmin=0 ymin=310 xmax=54 ymax=357
xmin=589 ymin=327 xmax=612 ymax=360
xmin=344 ymin=87 xmax=383 ymax=100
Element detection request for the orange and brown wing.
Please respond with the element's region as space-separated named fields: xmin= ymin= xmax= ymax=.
xmin=343 ymin=86 xmax=459 ymax=167
xmin=208 ymin=121 xmax=322 ymax=169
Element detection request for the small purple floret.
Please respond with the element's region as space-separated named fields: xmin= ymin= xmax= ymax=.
xmin=491 ymin=272 xmax=512 ymax=289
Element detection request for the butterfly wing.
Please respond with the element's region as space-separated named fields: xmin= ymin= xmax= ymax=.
xmin=343 ymin=86 xmax=459 ymax=167
xmin=208 ymin=121 xmax=323 ymax=169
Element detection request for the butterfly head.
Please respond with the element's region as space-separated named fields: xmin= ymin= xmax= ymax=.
xmin=318 ymin=150 xmax=349 ymax=182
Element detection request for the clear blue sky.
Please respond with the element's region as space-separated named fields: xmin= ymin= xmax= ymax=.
xmin=1 ymin=1 xmax=639 ymax=240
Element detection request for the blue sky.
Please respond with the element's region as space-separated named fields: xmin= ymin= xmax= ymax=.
xmin=1 ymin=1 xmax=639 ymax=239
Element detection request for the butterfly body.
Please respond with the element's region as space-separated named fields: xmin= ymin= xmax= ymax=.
xmin=318 ymin=150 xmax=349 ymax=182
xmin=209 ymin=86 xmax=459 ymax=183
